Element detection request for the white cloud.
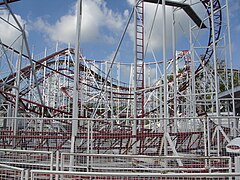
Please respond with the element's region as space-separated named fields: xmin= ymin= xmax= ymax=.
xmin=0 ymin=10 xmax=28 ymax=77
xmin=0 ymin=10 xmax=26 ymax=50
xmin=144 ymin=3 xmax=177 ymax=50
xmin=34 ymin=0 xmax=129 ymax=45
xmin=127 ymin=0 xmax=135 ymax=6
xmin=33 ymin=0 xmax=207 ymax=56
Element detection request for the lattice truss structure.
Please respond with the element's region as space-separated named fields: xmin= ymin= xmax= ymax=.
xmin=0 ymin=0 xmax=239 ymax=169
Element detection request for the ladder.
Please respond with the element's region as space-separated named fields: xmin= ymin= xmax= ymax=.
xmin=135 ymin=0 xmax=144 ymax=119
xmin=135 ymin=0 xmax=145 ymax=154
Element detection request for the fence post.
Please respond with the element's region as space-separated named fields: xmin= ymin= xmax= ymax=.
xmin=56 ymin=151 xmax=59 ymax=180
xmin=24 ymin=169 xmax=29 ymax=180
xmin=235 ymin=156 xmax=240 ymax=180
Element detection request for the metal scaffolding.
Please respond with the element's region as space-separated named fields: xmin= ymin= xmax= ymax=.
xmin=0 ymin=0 xmax=239 ymax=179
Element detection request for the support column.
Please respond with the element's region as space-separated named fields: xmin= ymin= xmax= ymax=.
xmin=172 ymin=7 xmax=177 ymax=132
xmin=226 ymin=0 xmax=237 ymax=137
xmin=13 ymin=30 xmax=24 ymax=146
xmin=133 ymin=0 xmax=138 ymax=155
xmin=162 ymin=0 xmax=168 ymax=156
xmin=70 ymin=0 xmax=82 ymax=170
xmin=210 ymin=0 xmax=220 ymax=116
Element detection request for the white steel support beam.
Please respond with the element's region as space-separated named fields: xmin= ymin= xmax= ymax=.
xmin=13 ymin=29 xmax=24 ymax=146
xmin=226 ymin=0 xmax=236 ymax=136
xmin=133 ymin=0 xmax=138 ymax=154
xmin=172 ymin=7 xmax=177 ymax=122
xmin=117 ymin=63 xmax=120 ymax=118
xmin=163 ymin=0 xmax=167 ymax=120
xmin=189 ymin=0 xmax=196 ymax=128
xmin=162 ymin=0 xmax=168 ymax=157
xmin=70 ymin=0 xmax=82 ymax=169
xmin=110 ymin=63 xmax=114 ymax=132
xmin=210 ymin=0 xmax=220 ymax=117
xmin=190 ymin=28 xmax=196 ymax=117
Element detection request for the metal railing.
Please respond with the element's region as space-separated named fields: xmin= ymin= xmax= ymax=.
xmin=0 ymin=163 xmax=24 ymax=180
xmin=60 ymin=152 xmax=232 ymax=173
xmin=30 ymin=170 xmax=240 ymax=180
xmin=0 ymin=149 xmax=54 ymax=171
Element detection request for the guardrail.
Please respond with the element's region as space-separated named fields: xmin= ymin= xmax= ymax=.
xmin=0 ymin=149 xmax=235 ymax=179
xmin=0 ymin=163 xmax=24 ymax=180
xmin=30 ymin=170 xmax=240 ymax=180
xmin=0 ymin=149 xmax=53 ymax=171
xmin=60 ymin=153 xmax=232 ymax=173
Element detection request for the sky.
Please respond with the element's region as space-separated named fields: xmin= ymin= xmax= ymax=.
xmin=0 ymin=0 xmax=240 ymax=69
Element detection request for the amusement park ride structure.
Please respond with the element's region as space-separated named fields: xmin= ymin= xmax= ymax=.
xmin=0 ymin=0 xmax=240 ymax=178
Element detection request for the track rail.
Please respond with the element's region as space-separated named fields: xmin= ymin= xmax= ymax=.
xmin=196 ymin=0 xmax=222 ymax=73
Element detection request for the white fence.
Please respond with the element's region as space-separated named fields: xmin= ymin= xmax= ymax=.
xmin=60 ymin=153 xmax=232 ymax=173
xmin=0 ymin=148 xmax=239 ymax=180
xmin=0 ymin=163 xmax=24 ymax=180
xmin=30 ymin=170 xmax=240 ymax=180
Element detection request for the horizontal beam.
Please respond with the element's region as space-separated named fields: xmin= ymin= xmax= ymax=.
xmin=143 ymin=0 xmax=207 ymax=29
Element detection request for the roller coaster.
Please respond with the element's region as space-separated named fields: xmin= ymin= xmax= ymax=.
xmin=0 ymin=0 xmax=239 ymax=178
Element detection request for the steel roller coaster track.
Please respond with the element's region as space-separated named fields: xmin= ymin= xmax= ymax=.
xmin=0 ymin=0 xmax=222 ymax=117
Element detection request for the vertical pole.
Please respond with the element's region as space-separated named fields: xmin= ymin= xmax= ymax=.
xmin=223 ymin=35 xmax=229 ymax=90
xmin=226 ymin=0 xmax=236 ymax=136
xmin=189 ymin=0 xmax=196 ymax=134
xmin=226 ymin=0 xmax=235 ymax=113
xmin=13 ymin=28 xmax=24 ymax=146
xmin=70 ymin=0 xmax=82 ymax=169
xmin=24 ymin=169 xmax=29 ymax=180
xmin=190 ymin=33 xmax=196 ymax=117
xmin=203 ymin=117 xmax=207 ymax=167
xmin=217 ymin=127 xmax=220 ymax=156
xmin=207 ymin=117 xmax=211 ymax=156
xmin=79 ymin=56 xmax=84 ymax=125
xmin=163 ymin=0 xmax=167 ymax=120
xmin=210 ymin=0 xmax=220 ymax=116
xmin=133 ymin=0 xmax=138 ymax=154
xmin=172 ymin=7 xmax=177 ymax=132
xmin=234 ymin=157 xmax=240 ymax=180
xmin=55 ymin=151 xmax=59 ymax=180
xmin=105 ymin=61 xmax=108 ymax=118
xmin=127 ymin=64 xmax=133 ymax=119
xmin=162 ymin=0 xmax=168 ymax=156
xmin=155 ymin=64 xmax=159 ymax=132
xmin=159 ymin=79 xmax=163 ymax=132
xmin=50 ymin=152 xmax=53 ymax=180
xmin=224 ymin=36 xmax=230 ymax=116
xmin=110 ymin=64 xmax=114 ymax=133
xmin=86 ymin=120 xmax=90 ymax=171
xmin=40 ymin=48 xmax=47 ymax=133
xmin=117 ymin=63 xmax=120 ymax=118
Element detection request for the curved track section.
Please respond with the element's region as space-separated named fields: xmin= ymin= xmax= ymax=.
xmin=196 ymin=0 xmax=222 ymax=73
